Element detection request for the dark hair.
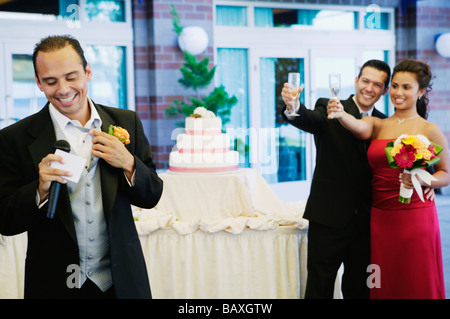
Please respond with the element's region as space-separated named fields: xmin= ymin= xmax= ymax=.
xmin=358 ymin=59 xmax=391 ymax=89
xmin=32 ymin=35 xmax=87 ymax=80
xmin=392 ymin=59 xmax=433 ymax=119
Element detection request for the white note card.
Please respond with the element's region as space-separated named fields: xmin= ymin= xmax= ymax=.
xmin=50 ymin=150 xmax=86 ymax=183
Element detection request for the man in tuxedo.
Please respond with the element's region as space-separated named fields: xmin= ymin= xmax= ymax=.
xmin=0 ymin=35 xmax=163 ymax=299
xmin=281 ymin=60 xmax=390 ymax=298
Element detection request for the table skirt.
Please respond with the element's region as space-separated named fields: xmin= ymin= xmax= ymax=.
xmin=141 ymin=227 xmax=308 ymax=299
xmin=0 ymin=233 xmax=27 ymax=299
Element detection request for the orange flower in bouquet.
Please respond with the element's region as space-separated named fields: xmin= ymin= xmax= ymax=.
xmin=385 ymin=134 xmax=442 ymax=203
xmin=108 ymin=125 xmax=130 ymax=145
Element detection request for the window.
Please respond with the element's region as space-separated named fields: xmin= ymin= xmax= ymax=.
xmin=313 ymin=57 xmax=357 ymax=102
xmin=0 ymin=0 xmax=127 ymax=23
xmin=11 ymin=54 xmax=47 ymax=122
xmin=261 ymin=58 xmax=306 ymax=182
xmin=85 ymin=0 xmax=126 ymax=22
xmin=255 ymin=8 xmax=357 ymax=30
xmin=216 ymin=5 xmax=247 ymax=26
xmin=252 ymin=5 xmax=392 ymax=31
xmin=86 ymin=45 xmax=127 ymax=108
xmin=0 ymin=0 xmax=68 ymax=15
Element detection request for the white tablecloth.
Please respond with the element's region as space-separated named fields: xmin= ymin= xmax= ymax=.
xmin=140 ymin=228 xmax=308 ymax=298
xmin=0 ymin=233 xmax=27 ymax=299
xmin=134 ymin=168 xmax=313 ymax=298
xmin=136 ymin=169 xmax=307 ymax=234
xmin=0 ymin=169 xmax=342 ymax=299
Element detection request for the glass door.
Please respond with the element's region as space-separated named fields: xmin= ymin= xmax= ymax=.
xmin=310 ymin=49 xmax=389 ymax=115
xmin=1 ymin=42 xmax=47 ymax=129
xmin=251 ymin=48 xmax=312 ymax=200
xmin=310 ymin=49 xmax=359 ymax=107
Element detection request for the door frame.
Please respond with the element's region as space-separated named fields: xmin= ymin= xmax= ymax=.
xmin=251 ymin=47 xmax=313 ymax=200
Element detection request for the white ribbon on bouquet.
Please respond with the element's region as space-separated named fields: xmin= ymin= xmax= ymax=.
xmin=400 ymin=168 xmax=438 ymax=202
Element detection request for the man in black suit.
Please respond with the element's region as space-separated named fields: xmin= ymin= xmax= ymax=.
xmin=0 ymin=35 xmax=163 ymax=298
xmin=281 ymin=60 xmax=390 ymax=298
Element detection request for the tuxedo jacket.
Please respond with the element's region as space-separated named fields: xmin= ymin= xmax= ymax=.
xmin=282 ymin=95 xmax=387 ymax=228
xmin=0 ymin=102 xmax=163 ymax=298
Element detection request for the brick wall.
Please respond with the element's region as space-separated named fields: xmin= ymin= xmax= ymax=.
xmin=417 ymin=3 xmax=450 ymax=141
xmin=132 ymin=0 xmax=214 ymax=170
xmin=396 ymin=0 xmax=450 ymax=141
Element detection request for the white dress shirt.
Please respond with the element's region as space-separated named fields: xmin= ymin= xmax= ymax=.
xmin=49 ymin=98 xmax=101 ymax=169
xmin=352 ymin=96 xmax=374 ymax=116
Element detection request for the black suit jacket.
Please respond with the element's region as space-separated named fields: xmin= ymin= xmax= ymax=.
xmin=282 ymin=95 xmax=386 ymax=228
xmin=0 ymin=102 xmax=163 ymax=298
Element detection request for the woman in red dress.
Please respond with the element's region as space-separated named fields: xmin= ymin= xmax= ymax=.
xmin=328 ymin=59 xmax=450 ymax=298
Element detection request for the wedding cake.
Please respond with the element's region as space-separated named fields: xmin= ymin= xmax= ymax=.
xmin=169 ymin=107 xmax=239 ymax=173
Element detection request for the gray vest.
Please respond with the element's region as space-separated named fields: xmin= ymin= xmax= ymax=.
xmin=50 ymin=113 xmax=113 ymax=292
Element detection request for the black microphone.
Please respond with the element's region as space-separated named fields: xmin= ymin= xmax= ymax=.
xmin=47 ymin=140 xmax=71 ymax=219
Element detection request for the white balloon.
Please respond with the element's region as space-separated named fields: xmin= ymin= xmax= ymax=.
xmin=436 ymin=33 xmax=450 ymax=58
xmin=178 ymin=26 xmax=209 ymax=55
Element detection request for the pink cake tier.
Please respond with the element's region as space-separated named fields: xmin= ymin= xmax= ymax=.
xmin=169 ymin=114 xmax=239 ymax=173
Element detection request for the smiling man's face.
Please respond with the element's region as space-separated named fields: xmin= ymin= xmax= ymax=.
xmin=35 ymin=44 xmax=92 ymax=125
xmin=354 ymin=66 xmax=388 ymax=111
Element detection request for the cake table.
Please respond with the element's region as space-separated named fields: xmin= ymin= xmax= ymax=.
xmin=134 ymin=168 xmax=322 ymax=298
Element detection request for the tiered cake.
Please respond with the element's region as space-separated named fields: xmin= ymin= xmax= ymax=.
xmin=169 ymin=107 xmax=239 ymax=173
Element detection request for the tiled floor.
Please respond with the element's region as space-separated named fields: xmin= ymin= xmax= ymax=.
xmin=436 ymin=194 xmax=450 ymax=298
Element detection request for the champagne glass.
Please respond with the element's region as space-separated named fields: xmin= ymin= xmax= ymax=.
xmin=329 ymin=73 xmax=341 ymax=98
xmin=287 ymin=72 xmax=300 ymax=116
xmin=328 ymin=73 xmax=341 ymax=119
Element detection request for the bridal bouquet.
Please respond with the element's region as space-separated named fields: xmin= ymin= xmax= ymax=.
xmin=385 ymin=134 xmax=442 ymax=204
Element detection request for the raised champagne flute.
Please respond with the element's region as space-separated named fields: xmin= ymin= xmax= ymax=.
xmin=329 ymin=73 xmax=341 ymax=119
xmin=288 ymin=72 xmax=300 ymax=116
xmin=329 ymin=73 xmax=341 ymax=98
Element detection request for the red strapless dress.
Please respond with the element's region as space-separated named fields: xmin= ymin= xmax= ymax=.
xmin=368 ymin=139 xmax=445 ymax=299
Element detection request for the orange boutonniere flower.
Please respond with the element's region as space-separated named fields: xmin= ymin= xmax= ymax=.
xmin=108 ymin=125 xmax=130 ymax=145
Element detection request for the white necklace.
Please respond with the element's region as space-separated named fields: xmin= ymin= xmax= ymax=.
xmin=394 ymin=115 xmax=419 ymax=125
